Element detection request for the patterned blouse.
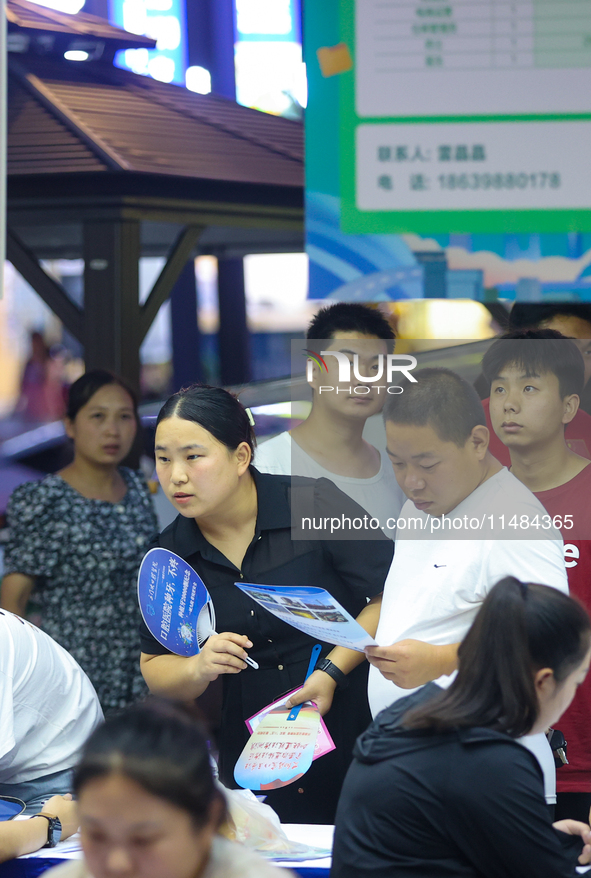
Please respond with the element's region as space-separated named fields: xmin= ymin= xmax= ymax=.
xmin=4 ymin=468 xmax=159 ymax=713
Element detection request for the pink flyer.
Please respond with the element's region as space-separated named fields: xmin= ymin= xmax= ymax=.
xmin=245 ymin=689 xmax=336 ymax=761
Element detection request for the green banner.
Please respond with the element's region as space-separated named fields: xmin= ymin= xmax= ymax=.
xmin=304 ymin=0 xmax=591 ymax=300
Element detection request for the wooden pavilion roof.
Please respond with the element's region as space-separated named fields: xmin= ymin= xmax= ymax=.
xmin=7 ymin=54 xmax=304 ymax=187
xmin=6 ymin=1 xmax=303 ymax=270
xmin=7 ymin=0 xmax=156 ymax=47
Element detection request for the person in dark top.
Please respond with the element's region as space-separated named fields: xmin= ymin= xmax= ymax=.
xmin=2 ymin=370 xmax=158 ymax=713
xmin=332 ymin=577 xmax=591 ymax=878
xmin=139 ymin=385 xmax=393 ymax=825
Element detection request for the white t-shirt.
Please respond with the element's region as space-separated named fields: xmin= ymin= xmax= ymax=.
xmin=254 ymin=431 xmax=405 ymax=538
xmin=394 ymin=464 xmax=564 ymax=541
xmin=368 ymin=468 xmax=568 ymax=718
xmin=0 ymin=611 xmax=103 ymax=784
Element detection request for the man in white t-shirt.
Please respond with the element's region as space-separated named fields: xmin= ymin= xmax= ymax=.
xmin=0 ymin=610 xmax=103 ymax=860
xmin=254 ymin=303 xmax=405 ymax=537
xmin=365 ymin=368 xmax=567 ymax=804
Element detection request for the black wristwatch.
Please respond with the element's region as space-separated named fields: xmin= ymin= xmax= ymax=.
xmin=315 ymin=657 xmax=349 ymax=689
xmin=30 ymin=813 xmax=62 ymax=848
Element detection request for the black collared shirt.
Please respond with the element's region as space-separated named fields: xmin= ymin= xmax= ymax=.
xmin=140 ymin=469 xmax=394 ymax=823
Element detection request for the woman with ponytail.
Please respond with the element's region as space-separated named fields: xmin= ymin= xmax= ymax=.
xmin=332 ymin=577 xmax=591 ymax=878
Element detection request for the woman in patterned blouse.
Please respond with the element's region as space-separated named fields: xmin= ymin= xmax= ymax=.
xmin=0 ymin=370 xmax=159 ymax=713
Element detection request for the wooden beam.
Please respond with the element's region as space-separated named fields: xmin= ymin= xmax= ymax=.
xmin=218 ymin=256 xmax=250 ymax=384
xmin=170 ymin=259 xmax=204 ymax=390
xmin=83 ymin=219 xmax=141 ymax=391
xmin=8 ymin=197 xmax=304 ymax=229
xmin=6 ymin=226 xmax=84 ymax=342
xmin=138 ymin=225 xmax=204 ymax=343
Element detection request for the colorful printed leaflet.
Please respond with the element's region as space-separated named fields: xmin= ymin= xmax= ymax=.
xmin=246 ymin=689 xmax=335 ymax=762
xmin=236 ymin=582 xmax=377 ymax=651
xmin=234 ymin=703 xmax=321 ymax=791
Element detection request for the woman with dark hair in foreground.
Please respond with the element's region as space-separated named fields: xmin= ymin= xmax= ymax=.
xmin=332 ymin=577 xmax=591 ymax=878
xmin=44 ymin=700 xmax=291 ymax=878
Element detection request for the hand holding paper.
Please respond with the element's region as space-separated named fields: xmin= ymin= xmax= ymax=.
xmin=284 ymin=669 xmax=338 ymax=717
xmin=365 ymin=639 xmax=460 ymax=689
xmin=234 ymin=646 xmax=331 ymax=791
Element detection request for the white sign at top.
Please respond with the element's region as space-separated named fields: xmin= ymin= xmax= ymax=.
xmin=236 ymin=0 xmax=293 ymax=35
xmin=355 ymin=0 xmax=591 ymax=117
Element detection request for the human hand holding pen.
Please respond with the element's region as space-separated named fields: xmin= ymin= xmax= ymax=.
xmin=196 ymin=633 xmax=256 ymax=681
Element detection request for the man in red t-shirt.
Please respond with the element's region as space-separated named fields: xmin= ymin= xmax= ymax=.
xmin=484 ymin=397 xmax=591 ymax=466
xmin=482 ymin=330 xmax=591 ymax=822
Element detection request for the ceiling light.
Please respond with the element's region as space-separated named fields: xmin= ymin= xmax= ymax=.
xmin=64 ymin=49 xmax=89 ymax=60
xmin=186 ymin=66 xmax=211 ymax=94
xmin=28 ymin=0 xmax=85 ymax=13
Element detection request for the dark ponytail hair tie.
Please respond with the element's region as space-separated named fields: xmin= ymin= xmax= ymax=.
xmin=519 ymin=581 xmax=529 ymax=599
